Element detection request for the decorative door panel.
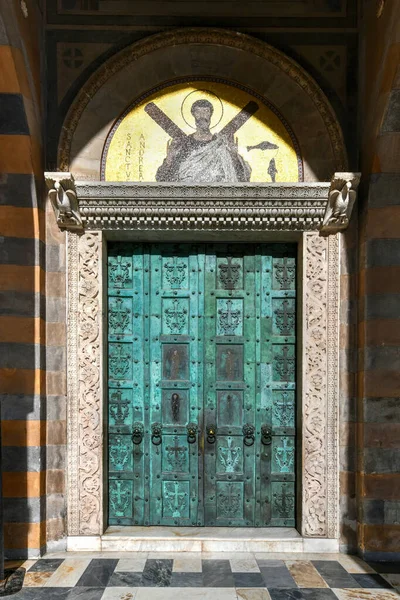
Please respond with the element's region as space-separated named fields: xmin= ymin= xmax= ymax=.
xmin=108 ymin=245 xmax=146 ymax=525
xmin=148 ymin=245 xmax=202 ymax=526
xmin=261 ymin=248 xmax=296 ymax=527
xmin=204 ymin=246 xmax=256 ymax=526
xmin=107 ymin=242 xmax=296 ymax=527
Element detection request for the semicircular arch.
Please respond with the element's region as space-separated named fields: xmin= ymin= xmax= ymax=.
xmin=58 ymin=28 xmax=348 ymax=182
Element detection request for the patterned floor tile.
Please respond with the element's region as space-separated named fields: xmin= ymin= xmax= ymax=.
xmin=332 ymin=589 xmax=400 ymax=599
xmin=8 ymin=588 xmax=105 ymax=599
xmin=44 ymin=559 xmax=93 ymax=587
xmin=3 ymin=551 xmax=399 ymax=597
xmin=286 ymin=561 xmax=328 ymax=588
xmin=230 ymin=557 xmax=261 ymax=573
xmin=169 ymin=572 xmax=204 ymax=587
xmin=269 ymin=591 xmax=337 ymax=599
xmin=312 ymin=562 xmax=360 ymax=589
xmin=101 ymin=588 xmax=138 ymax=599
xmin=115 ymin=559 xmax=147 ymax=573
xmin=352 ymin=574 xmax=394 ymax=589
xmin=172 ymin=555 xmax=202 ymax=572
xmin=259 ymin=565 xmax=297 ymax=588
xmin=382 ymin=574 xmax=400 ymax=591
xmin=338 ymin=556 xmax=375 ymax=574
xmin=28 ymin=559 xmax=65 ymax=573
xmin=23 ymin=572 xmax=54 ymax=587
xmin=135 ymin=588 xmax=237 ymax=599
xmin=234 ymin=573 xmax=266 ymax=588
xmin=368 ymin=564 xmax=400 ymax=575
xmin=236 ymin=589 xmax=272 ymax=600
xmin=141 ymin=559 xmax=172 ymax=587
xmin=76 ymin=559 xmax=119 ymax=587
xmin=108 ymin=573 xmax=142 ymax=587
xmin=202 ymin=559 xmax=234 ymax=587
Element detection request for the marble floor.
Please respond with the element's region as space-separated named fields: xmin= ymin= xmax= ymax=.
xmin=3 ymin=552 xmax=400 ymax=599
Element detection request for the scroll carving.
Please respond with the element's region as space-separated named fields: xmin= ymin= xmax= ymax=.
xmin=68 ymin=231 xmax=103 ymax=535
xmin=303 ymin=233 xmax=328 ymax=537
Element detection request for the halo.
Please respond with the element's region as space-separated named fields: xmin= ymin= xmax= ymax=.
xmin=181 ymin=89 xmax=224 ymax=130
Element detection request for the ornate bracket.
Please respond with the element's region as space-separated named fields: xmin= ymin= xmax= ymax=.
xmin=320 ymin=172 xmax=361 ymax=235
xmin=45 ymin=174 xmax=360 ymax=235
xmin=45 ymin=172 xmax=83 ymax=232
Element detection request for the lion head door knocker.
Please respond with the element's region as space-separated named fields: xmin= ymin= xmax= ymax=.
xmin=242 ymin=423 xmax=255 ymax=447
xmin=151 ymin=422 xmax=163 ymax=446
xmin=186 ymin=422 xmax=198 ymax=444
xmin=132 ymin=422 xmax=144 ymax=445
xmin=206 ymin=424 xmax=217 ymax=444
xmin=261 ymin=425 xmax=272 ymax=446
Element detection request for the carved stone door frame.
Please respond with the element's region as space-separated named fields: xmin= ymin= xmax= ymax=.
xmin=47 ymin=176 xmax=359 ymax=551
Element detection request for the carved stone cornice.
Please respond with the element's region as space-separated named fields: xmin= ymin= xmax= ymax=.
xmin=45 ymin=175 xmax=360 ymax=234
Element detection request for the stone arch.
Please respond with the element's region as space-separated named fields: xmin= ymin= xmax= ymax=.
xmin=58 ymin=28 xmax=348 ymax=182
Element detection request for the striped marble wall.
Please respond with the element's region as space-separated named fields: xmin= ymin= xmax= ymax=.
xmin=357 ymin=0 xmax=400 ymax=561
xmin=0 ymin=0 xmax=66 ymax=558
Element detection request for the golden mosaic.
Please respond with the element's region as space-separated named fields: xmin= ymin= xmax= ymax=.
xmin=103 ymin=80 xmax=301 ymax=183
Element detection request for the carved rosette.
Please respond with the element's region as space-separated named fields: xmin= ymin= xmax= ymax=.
xmin=302 ymin=232 xmax=338 ymax=538
xmin=68 ymin=231 xmax=103 ymax=535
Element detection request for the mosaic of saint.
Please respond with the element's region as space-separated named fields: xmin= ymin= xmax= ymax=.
xmin=103 ymin=81 xmax=301 ymax=183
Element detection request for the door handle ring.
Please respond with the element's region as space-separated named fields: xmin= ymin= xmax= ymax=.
xmin=132 ymin=422 xmax=144 ymax=445
xmin=186 ymin=422 xmax=198 ymax=444
xmin=206 ymin=424 xmax=217 ymax=444
xmin=261 ymin=425 xmax=272 ymax=446
xmin=151 ymin=422 xmax=163 ymax=446
xmin=243 ymin=423 xmax=255 ymax=447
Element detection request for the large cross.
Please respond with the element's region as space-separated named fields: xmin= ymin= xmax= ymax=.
xmin=166 ymin=436 xmax=187 ymax=470
xmin=275 ymin=345 xmax=295 ymax=381
xmin=218 ymin=299 xmax=241 ymax=335
xmin=274 ymin=299 xmax=295 ymax=336
xmin=166 ymin=481 xmax=187 ymax=517
xmin=145 ymin=100 xmax=259 ymax=140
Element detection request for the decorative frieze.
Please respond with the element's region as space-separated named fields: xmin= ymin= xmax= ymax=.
xmin=47 ymin=175 xmax=360 ymax=234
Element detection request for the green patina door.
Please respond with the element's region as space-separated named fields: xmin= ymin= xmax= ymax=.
xmin=108 ymin=243 xmax=296 ymax=527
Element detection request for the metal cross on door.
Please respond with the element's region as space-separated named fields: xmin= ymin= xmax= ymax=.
xmin=107 ymin=243 xmax=296 ymax=527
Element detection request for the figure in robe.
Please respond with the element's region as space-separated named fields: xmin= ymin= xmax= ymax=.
xmin=155 ymin=99 xmax=251 ymax=183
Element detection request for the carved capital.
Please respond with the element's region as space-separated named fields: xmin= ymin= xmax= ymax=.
xmin=320 ymin=172 xmax=361 ymax=235
xmin=45 ymin=172 xmax=83 ymax=232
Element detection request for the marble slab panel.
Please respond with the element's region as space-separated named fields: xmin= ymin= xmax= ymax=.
xmin=101 ymin=589 xmax=138 ymax=600
xmin=44 ymin=559 xmax=92 ymax=587
xmin=332 ymin=590 xmax=400 ymax=600
xmin=312 ymin=562 xmax=360 ymax=589
xmin=75 ymin=559 xmax=119 ymax=587
xmin=135 ymin=588 xmax=238 ymax=600
xmin=115 ymin=558 xmax=147 ymax=572
xmin=383 ymin=574 xmax=400 ymax=591
xmin=286 ymin=560 xmax=328 ymax=588
xmin=230 ymin=558 xmax=261 ymax=573
xmin=172 ymin=555 xmax=202 ymax=572
xmin=237 ymin=590 xmax=272 ymax=600
xmin=23 ymin=572 xmax=54 ymax=587
xmin=338 ymin=556 xmax=375 ymax=574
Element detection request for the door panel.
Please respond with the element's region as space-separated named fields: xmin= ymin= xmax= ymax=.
xmin=149 ymin=245 xmax=202 ymax=526
xmin=107 ymin=243 xmax=296 ymax=527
